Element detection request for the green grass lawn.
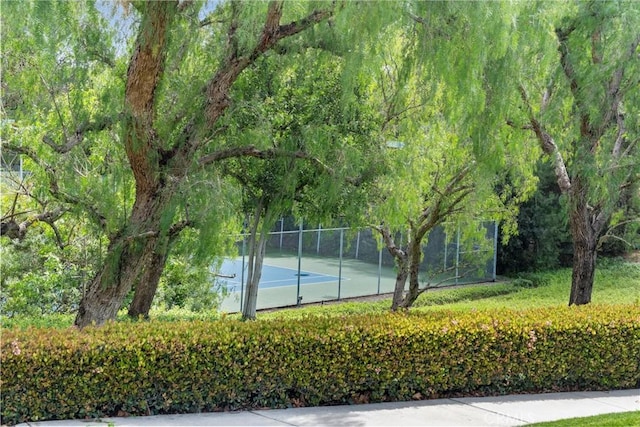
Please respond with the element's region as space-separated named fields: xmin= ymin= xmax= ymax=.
xmin=525 ymin=411 xmax=640 ymax=427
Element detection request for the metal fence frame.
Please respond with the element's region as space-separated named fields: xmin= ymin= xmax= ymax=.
xmin=219 ymin=219 xmax=498 ymax=312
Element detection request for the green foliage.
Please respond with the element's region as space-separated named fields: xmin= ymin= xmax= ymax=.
xmin=498 ymin=161 xmax=572 ymax=273
xmin=219 ymin=43 xmax=380 ymax=227
xmin=598 ymin=179 xmax=640 ymax=257
xmin=437 ymin=259 xmax=640 ymax=312
xmin=511 ymin=272 xmax=552 ymax=290
xmin=1 ymin=314 xmax=74 ymax=330
xmin=415 ymin=284 xmax=520 ymax=307
xmin=0 ymin=232 xmax=99 ymax=317
xmin=4 ymin=0 xmax=638 ymax=323
xmin=2 ymin=304 xmax=638 ymax=425
xmin=5 ymin=257 xmax=637 ymax=328
xmin=155 ymin=254 xmax=228 ymax=313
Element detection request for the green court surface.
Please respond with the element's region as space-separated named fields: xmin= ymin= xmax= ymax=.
xmin=219 ymin=254 xmax=398 ymax=313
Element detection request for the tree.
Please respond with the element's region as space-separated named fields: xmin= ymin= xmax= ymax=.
xmin=218 ymin=47 xmax=379 ymax=320
xmin=363 ymin=2 xmax=540 ymax=310
xmin=515 ymin=1 xmax=640 ymax=305
xmin=3 ymin=0 xmax=335 ymax=327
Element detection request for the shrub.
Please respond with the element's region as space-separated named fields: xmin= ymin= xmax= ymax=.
xmin=2 ymin=304 xmax=639 ymax=425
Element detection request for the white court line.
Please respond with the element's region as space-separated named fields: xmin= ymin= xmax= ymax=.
xmin=223 ymin=275 xmax=347 ymax=286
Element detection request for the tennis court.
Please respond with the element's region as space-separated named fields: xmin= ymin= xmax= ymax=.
xmin=218 ymin=258 xmax=344 ymax=291
xmin=217 ymin=221 xmax=498 ymax=313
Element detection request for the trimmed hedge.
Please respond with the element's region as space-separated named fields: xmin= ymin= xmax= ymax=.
xmin=2 ymin=304 xmax=639 ymax=425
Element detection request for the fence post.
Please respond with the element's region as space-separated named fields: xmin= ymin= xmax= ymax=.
xmin=241 ymin=234 xmax=246 ymax=311
xmin=338 ymin=228 xmax=344 ymax=300
xmin=444 ymin=228 xmax=448 ymax=270
xmin=455 ymin=226 xmax=460 ymax=285
xmin=492 ymin=220 xmax=498 ymax=281
xmin=296 ymin=220 xmax=303 ymax=305
xmin=377 ymin=243 xmax=382 ymax=295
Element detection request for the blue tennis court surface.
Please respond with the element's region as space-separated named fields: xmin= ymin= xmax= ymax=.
xmin=217 ymin=258 xmax=342 ymax=291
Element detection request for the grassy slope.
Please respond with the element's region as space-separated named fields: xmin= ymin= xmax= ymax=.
xmin=262 ymin=258 xmax=639 ymax=320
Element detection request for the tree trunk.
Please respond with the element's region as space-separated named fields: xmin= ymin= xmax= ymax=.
xmin=242 ymin=202 xmax=274 ymax=320
xmin=390 ymin=259 xmax=409 ymax=311
xmin=382 ymin=227 xmax=427 ymax=311
xmin=378 ymin=227 xmax=409 ymax=311
xmin=75 ymin=235 xmax=158 ymax=328
xmin=74 ymin=190 xmax=171 ymax=328
xmin=127 ymin=243 xmax=170 ymax=318
xmin=242 ymin=230 xmax=268 ymax=320
xmin=569 ymin=232 xmax=596 ymax=305
xmin=400 ymin=236 xmax=424 ymax=309
xmin=73 ymin=2 xmax=332 ymax=327
xmin=567 ymin=182 xmax=598 ymax=306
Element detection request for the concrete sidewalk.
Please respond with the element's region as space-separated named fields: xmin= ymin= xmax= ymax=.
xmin=17 ymin=389 xmax=639 ymax=427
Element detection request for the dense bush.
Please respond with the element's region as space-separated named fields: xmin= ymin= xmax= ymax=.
xmin=498 ymin=161 xmax=572 ymax=274
xmin=0 ymin=234 xmax=93 ymax=317
xmin=2 ymin=304 xmax=639 ymax=425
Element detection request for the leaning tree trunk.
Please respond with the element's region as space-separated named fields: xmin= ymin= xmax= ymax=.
xmin=75 ymin=190 xmax=170 ymax=328
xmin=127 ymin=241 xmax=170 ymax=319
xmin=378 ymin=227 xmax=409 ymax=311
xmin=74 ymin=1 xmax=177 ymax=328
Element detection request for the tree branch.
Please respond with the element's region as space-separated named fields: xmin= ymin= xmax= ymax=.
xmin=0 ymin=207 xmax=68 ymax=242
xmin=415 ymin=162 xmax=475 ymax=238
xmin=40 ymin=74 xmax=69 ymax=141
xmin=124 ymin=1 xmax=176 ymax=191
xmin=556 ymin=23 xmax=592 ymax=139
xmin=42 ymin=165 xmax=108 ymax=231
xmin=42 ymin=115 xmax=114 ymax=154
xmin=372 ymin=224 xmax=406 ymax=261
xmin=169 ymin=219 xmax=192 ymax=238
xmin=518 ymin=84 xmax=572 ymax=194
xmin=607 ymin=35 xmax=640 ymax=159
xmin=199 ymin=144 xmax=331 ymax=172
xmin=204 ymin=1 xmax=333 ymax=126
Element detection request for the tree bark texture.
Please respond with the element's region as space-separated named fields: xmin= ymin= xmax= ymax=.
xmin=569 ymin=224 xmax=596 ymax=305
xmin=567 ymin=178 xmax=600 ymax=305
xmin=391 ymin=266 xmax=409 ymax=311
xmin=127 ymin=243 xmax=170 ymax=318
xmin=376 ymin=226 xmax=408 ymax=311
xmin=403 ymin=233 xmax=426 ymax=308
xmin=75 ymin=187 xmax=171 ymax=327
xmin=384 ymin=230 xmax=428 ymax=311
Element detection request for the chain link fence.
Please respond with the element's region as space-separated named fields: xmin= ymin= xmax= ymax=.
xmin=218 ymin=219 xmax=498 ymax=312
